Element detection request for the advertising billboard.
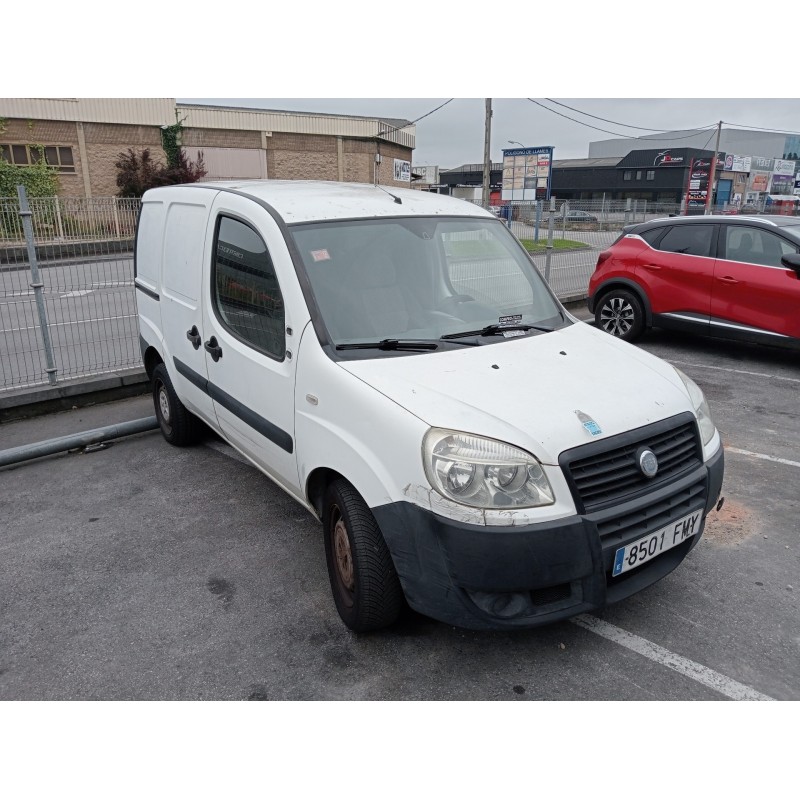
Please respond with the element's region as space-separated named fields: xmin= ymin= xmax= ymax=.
xmin=686 ymin=157 xmax=711 ymax=212
xmin=501 ymin=146 xmax=553 ymax=201
xmin=393 ymin=159 xmax=411 ymax=182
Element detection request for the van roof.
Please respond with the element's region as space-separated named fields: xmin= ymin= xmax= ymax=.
xmin=175 ymin=180 xmax=496 ymax=224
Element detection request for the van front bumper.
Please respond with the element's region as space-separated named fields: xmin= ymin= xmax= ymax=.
xmin=373 ymin=447 xmax=723 ymax=630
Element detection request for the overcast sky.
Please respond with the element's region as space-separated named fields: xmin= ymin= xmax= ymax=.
xmin=179 ymin=97 xmax=799 ymax=169
xmin=15 ymin=5 xmax=800 ymax=170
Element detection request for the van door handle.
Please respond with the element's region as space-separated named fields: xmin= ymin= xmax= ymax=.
xmin=186 ymin=326 xmax=201 ymax=349
xmin=642 ymin=264 xmax=661 ymax=271
xmin=204 ymin=336 xmax=222 ymax=362
xmin=718 ymin=275 xmax=739 ymax=284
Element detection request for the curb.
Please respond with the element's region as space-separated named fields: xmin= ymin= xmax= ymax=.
xmin=0 ymin=368 xmax=150 ymax=423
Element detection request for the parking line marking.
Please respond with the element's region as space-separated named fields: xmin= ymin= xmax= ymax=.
xmin=725 ymin=447 xmax=800 ymax=469
xmin=668 ymin=359 xmax=800 ymax=385
xmin=572 ymin=615 xmax=774 ymax=701
xmin=0 ymin=314 xmax=136 ymax=333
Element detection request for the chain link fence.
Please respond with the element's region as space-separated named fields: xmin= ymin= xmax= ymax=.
xmin=1 ymin=192 xmax=141 ymax=394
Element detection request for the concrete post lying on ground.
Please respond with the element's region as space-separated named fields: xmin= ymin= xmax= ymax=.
xmin=0 ymin=417 xmax=159 ymax=468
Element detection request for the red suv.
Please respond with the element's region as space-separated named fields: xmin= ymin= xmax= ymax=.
xmin=588 ymin=215 xmax=800 ymax=350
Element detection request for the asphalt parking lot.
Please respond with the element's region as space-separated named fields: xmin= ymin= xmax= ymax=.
xmin=0 ymin=322 xmax=798 ymax=701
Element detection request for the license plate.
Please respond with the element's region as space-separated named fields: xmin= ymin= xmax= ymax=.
xmin=612 ymin=509 xmax=702 ymax=577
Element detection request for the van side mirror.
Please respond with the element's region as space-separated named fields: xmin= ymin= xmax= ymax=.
xmin=780 ymin=253 xmax=800 ymax=274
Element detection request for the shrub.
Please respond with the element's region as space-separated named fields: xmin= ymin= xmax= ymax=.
xmin=114 ymin=147 xmax=206 ymax=198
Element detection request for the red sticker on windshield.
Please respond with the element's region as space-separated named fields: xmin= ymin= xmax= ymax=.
xmin=310 ymin=249 xmax=331 ymax=262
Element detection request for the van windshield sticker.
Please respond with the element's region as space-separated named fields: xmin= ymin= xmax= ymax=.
xmin=498 ymin=314 xmax=522 ymax=325
xmin=310 ymin=249 xmax=331 ymax=262
xmin=502 ymin=330 xmax=526 ymax=338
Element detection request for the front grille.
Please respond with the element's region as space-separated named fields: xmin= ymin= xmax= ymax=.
xmin=593 ymin=474 xmax=707 ymax=546
xmin=559 ymin=412 xmax=702 ymax=513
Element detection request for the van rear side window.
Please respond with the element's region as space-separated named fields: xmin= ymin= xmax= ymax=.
xmin=213 ymin=216 xmax=285 ymax=359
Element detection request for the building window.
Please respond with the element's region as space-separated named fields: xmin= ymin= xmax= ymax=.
xmin=636 ymin=170 xmax=642 ymax=180
xmin=646 ymin=170 xmax=655 ymax=181
xmin=623 ymin=170 xmax=633 ymax=181
xmin=0 ymin=143 xmax=76 ymax=173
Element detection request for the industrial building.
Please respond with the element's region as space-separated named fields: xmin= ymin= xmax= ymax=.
xmin=0 ymin=99 xmax=415 ymax=197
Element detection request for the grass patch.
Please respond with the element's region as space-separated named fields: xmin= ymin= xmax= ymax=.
xmin=445 ymin=240 xmax=507 ymax=258
xmin=520 ymin=238 xmax=590 ymax=253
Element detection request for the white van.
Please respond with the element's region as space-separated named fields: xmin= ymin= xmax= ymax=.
xmin=135 ymin=181 xmax=724 ymax=632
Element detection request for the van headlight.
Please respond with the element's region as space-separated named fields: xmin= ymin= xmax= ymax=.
xmin=423 ymin=428 xmax=554 ymax=509
xmin=675 ymin=368 xmax=716 ymax=446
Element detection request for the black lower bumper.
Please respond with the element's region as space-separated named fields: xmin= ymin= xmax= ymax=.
xmin=373 ymin=445 xmax=724 ymax=630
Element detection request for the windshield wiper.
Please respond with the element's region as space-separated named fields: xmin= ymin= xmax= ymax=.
xmin=441 ymin=323 xmax=554 ymax=340
xmin=336 ymin=339 xmax=439 ymax=351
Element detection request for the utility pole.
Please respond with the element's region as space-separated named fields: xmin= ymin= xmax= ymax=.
xmin=482 ymin=99 xmax=492 ymax=208
xmin=705 ymin=120 xmax=723 ymax=215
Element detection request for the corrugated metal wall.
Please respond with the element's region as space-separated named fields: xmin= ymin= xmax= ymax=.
xmin=0 ymin=98 xmax=176 ymax=126
xmin=177 ymin=104 xmax=415 ymax=148
xmin=1 ymin=99 xmax=415 ymax=148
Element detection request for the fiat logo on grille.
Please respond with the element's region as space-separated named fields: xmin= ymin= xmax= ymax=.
xmin=638 ymin=448 xmax=659 ymax=478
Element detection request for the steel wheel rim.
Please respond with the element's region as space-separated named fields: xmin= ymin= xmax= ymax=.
xmin=331 ymin=506 xmax=355 ymax=607
xmin=600 ymin=297 xmax=634 ymax=336
xmin=158 ymin=384 xmax=171 ymax=423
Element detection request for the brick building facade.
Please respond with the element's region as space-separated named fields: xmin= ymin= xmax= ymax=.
xmin=0 ymin=99 xmax=415 ymax=197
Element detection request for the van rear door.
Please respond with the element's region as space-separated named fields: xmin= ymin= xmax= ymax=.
xmin=160 ymin=188 xmax=218 ymax=425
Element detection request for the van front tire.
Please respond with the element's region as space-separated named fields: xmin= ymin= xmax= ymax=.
xmin=152 ymin=363 xmax=202 ymax=446
xmin=323 ymin=479 xmax=404 ymax=633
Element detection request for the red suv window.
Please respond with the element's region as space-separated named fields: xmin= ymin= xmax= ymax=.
xmin=722 ymin=226 xmax=796 ymax=267
xmin=655 ymin=225 xmax=714 ymax=257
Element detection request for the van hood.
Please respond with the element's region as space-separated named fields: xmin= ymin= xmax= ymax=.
xmin=339 ymin=322 xmax=693 ymax=464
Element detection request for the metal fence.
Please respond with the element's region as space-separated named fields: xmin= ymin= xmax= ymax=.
xmin=3 ymin=189 xmax=750 ymax=396
xmin=1 ymin=192 xmax=141 ymax=394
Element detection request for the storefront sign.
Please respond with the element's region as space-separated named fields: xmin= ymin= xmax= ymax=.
xmin=653 ymin=150 xmax=685 ymax=166
xmin=773 ymin=159 xmax=796 ymax=176
xmin=724 ymin=154 xmax=752 ymax=172
xmin=750 ymin=172 xmax=770 ymax=192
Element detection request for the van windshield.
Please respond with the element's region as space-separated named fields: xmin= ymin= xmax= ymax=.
xmin=290 ymin=216 xmax=566 ymax=352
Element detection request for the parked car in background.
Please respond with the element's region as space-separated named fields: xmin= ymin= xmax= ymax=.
xmin=565 ymin=210 xmax=598 ymax=223
xmin=588 ymin=214 xmax=800 ymax=349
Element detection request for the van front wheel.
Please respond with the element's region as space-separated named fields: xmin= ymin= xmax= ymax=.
xmin=323 ymin=479 xmax=404 ymax=633
xmin=152 ymin=363 xmax=202 ymax=446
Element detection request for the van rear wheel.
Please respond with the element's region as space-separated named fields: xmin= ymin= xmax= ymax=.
xmin=323 ymin=479 xmax=404 ymax=633
xmin=152 ymin=363 xmax=202 ymax=446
